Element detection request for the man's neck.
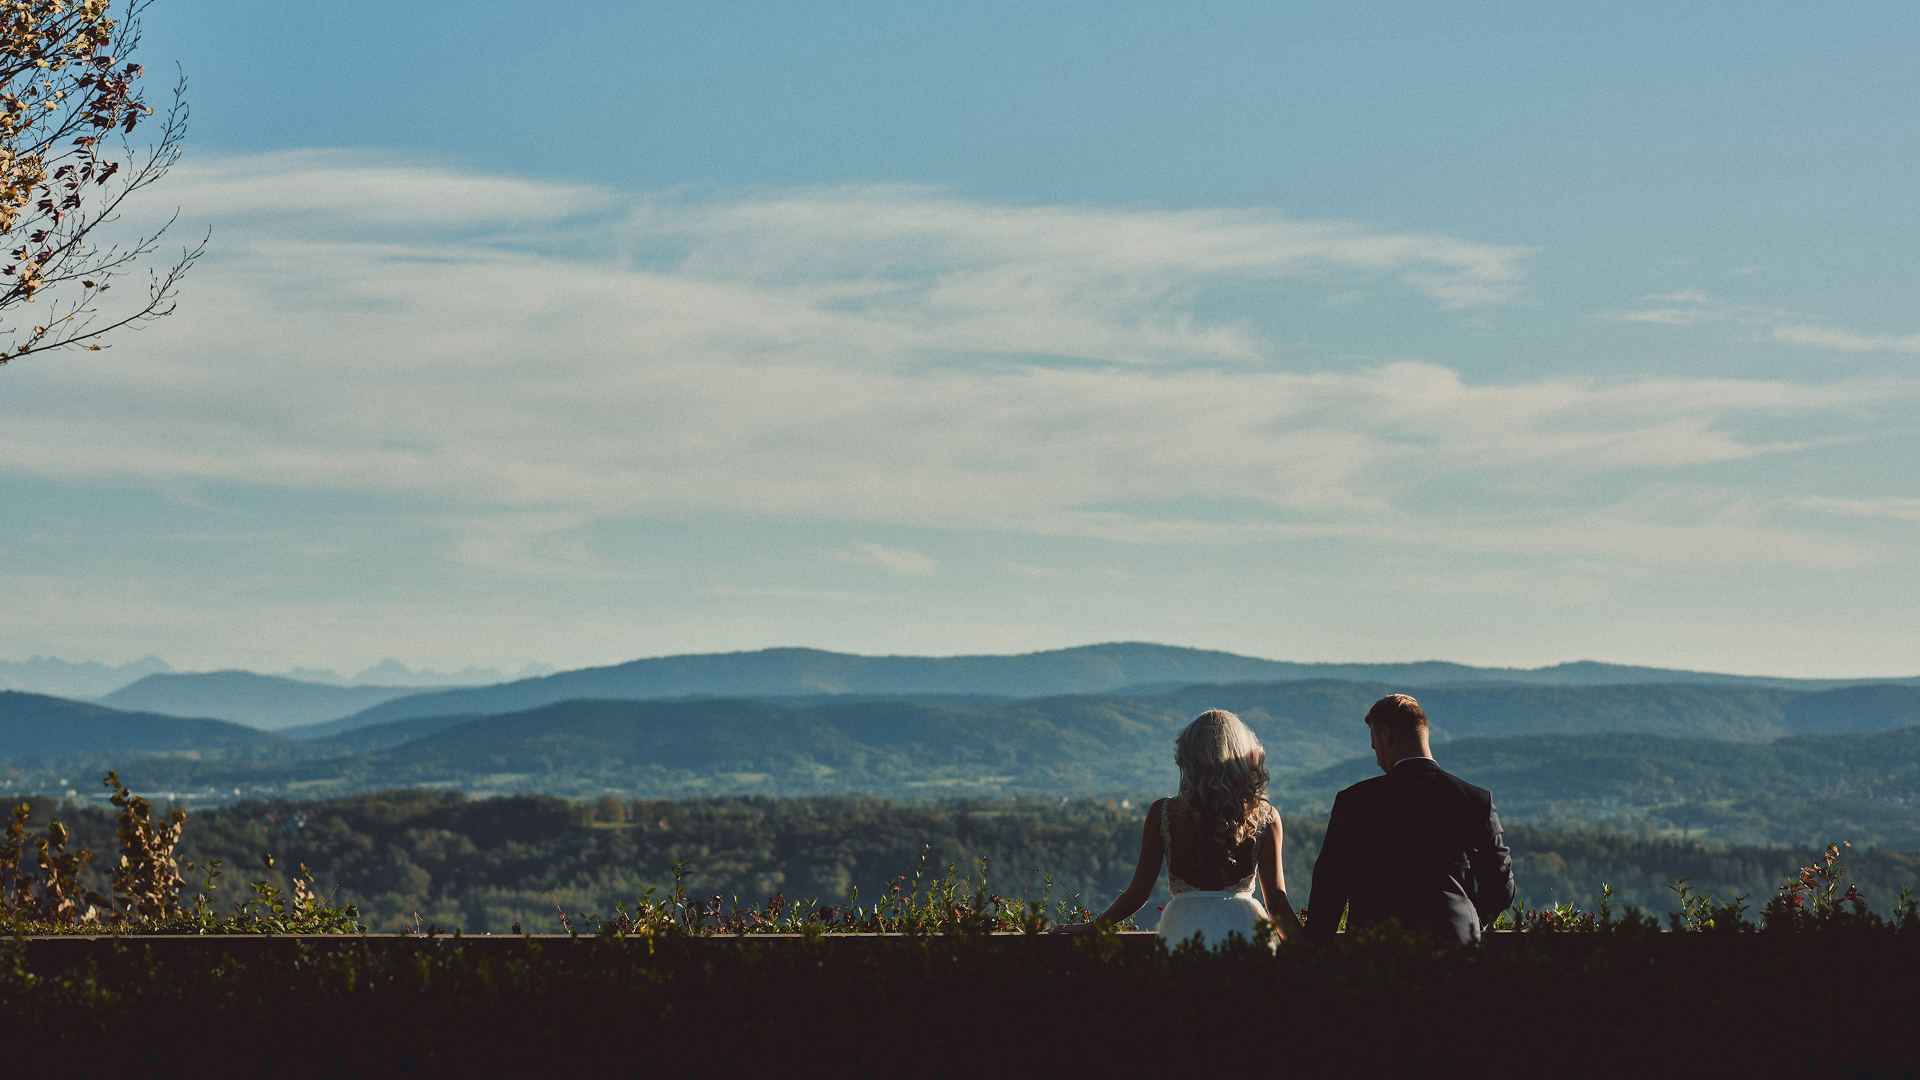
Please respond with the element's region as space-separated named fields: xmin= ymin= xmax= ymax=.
xmin=1389 ymin=752 xmax=1434 ymax=768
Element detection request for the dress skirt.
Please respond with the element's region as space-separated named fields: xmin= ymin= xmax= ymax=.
xmin=1155 ymin=888 xmax=1273 ymax=950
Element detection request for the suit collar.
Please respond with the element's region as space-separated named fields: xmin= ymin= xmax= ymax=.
xmin=1389 ymin=755 xmax=1439 ymax=773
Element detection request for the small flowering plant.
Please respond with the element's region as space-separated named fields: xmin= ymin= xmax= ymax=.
xmin=1758 ymin=842 xmax=1896 ymax=931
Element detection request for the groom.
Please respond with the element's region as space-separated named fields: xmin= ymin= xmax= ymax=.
xmin=1303 ymin=694 xmax=1515 ymax=943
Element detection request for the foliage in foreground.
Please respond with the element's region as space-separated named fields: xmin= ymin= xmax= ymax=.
xmin=1486 ymin=841 xmax=1917 ymax=934
xmin=15 ymin=785 xmax=1920 ymax=934
xmin=2 ymin=773 xmax=360 ymax=934
xmin=587 ymin=838 xmax=1915 ymax=937
xmin=12 ymin=790 xmax=1191 ymax=933
xmin=4 ymin=913 xmax=1919 ymax=1078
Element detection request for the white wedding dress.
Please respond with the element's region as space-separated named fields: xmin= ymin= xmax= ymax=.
xmin=1154 ymin=799 xmax=1276 ymax=951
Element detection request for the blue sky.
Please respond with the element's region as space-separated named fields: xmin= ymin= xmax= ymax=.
xmin=1 ymin=0 xmax=1917 ymax=678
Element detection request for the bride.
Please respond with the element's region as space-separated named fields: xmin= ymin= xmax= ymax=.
xmin=1054 ymin=709 xmax=1303 ymax=948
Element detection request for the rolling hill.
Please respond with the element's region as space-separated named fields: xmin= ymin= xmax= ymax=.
xmin=284 ymin=712 xmax=491 ymax=754
xmin=13 ymin=676 xmax=1920 ymax=847
xmin=15 ymin=678 xmax=1911 ymax=836
xmin=0 ymin=690 xmax=287 ymax=760
xmin=327 ymin=643 xmax=1920 ymax=732
xmin=100 ymin=671 xmax=443 ymax=729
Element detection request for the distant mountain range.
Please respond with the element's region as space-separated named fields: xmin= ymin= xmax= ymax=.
xmin=11 ymin=642 xmax=1920 ymax=850
xmin=302 ymin=643 xmax=1920 ymax=734
xmin=30 ymin=643 xmax=1918 ymax=733
xmin=100 ymin=672 xmax=443 ymax=730
xmin=280 ymin=659 xmax=557 ymax=689
xmin=0 ymin=656 xmax=549 ymax=704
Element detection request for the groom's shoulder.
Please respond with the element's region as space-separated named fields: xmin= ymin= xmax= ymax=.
xmin=1334 ymin=774 xmax=1391 ymax=803
xmin=1430 ymin=764 xmax=1494 ymax=803
xmin=1349 ymin=760 xmax=1494 ymax=805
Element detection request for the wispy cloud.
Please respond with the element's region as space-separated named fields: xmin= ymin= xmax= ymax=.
xmin=1 ymin=151 xmax=1913 ymax=581
xmin=644 ymin=183 xmax=1538 ymax=318
xmin=1609 ymin=289 xmax=1790 ymax=328
xmin=821 ymin=542 xmax=939 ymax=576
xmin=1001 ymin=561 xmax=1062 ymax=578
xmin=439 ymin=511 xmax=633 ymax=580
xmin=1611 ymin=288 xmax=1920 ymax=357
xmin=1770 ymin=324 xmax=1920 ymax=354
xmin=1798 ymin=496 xmax=1920 ymax=522
xmin=703 ymin=585 xmax=861 ymax=600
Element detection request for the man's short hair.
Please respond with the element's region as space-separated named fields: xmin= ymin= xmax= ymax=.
xmin=1365 ymin=694 xmax=1428 ymax=741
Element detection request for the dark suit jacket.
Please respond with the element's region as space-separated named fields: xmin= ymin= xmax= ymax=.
xmin=1303 ymin=757 xmax=1515 ymax=943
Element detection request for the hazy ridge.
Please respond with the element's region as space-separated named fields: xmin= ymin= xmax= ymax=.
xmin=44 ymin=643 xmax=1919 ymax=734
xmin=101 ymin=672 xmax=444 ymax=730
xmin=264 ymin=643 xmax=1920 ymax=732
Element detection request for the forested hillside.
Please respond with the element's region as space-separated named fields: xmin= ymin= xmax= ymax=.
xmin=0 ymin=691 xmax=287 ymax=758
xmin=9 ymin=791 xmax=1915 ymax=934
xmin=19 ymin=680 xmax=1920 ymax=800
xmin=13 ymin=680 xmax=1920 ymax=847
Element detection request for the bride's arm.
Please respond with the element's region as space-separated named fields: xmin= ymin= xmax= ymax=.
xmin=1051 ymin=799 xmax=1165 ymax=934
xmin=1258 ymin=808 xmax=1304 ymax=942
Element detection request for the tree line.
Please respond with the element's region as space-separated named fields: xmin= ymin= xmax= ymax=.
xmin=8 ymin=788 xmax=1917 ymax=933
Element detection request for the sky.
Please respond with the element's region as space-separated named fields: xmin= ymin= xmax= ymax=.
xmin=1 ymin=0 xmax=1917 ymax=678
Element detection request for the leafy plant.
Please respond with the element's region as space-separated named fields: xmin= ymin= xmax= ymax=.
xmin=1666 ymin=876 xmax=1750 ymax=932
xmin=104 ymin=769 xmax=183 ymax=919
xmin=1759 ymin=841 xmax=1881 ymax=930
xmin=3 ymin=773 xmax=360 ymax=933
xmin=1 ymin=801 xmax=107 ymax=924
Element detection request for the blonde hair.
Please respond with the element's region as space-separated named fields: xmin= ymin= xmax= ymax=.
xmin=1173 ymin=709 xmax=1272 ymax=852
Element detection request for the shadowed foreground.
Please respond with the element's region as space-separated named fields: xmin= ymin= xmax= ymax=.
xmin=4 ymin=922 xmax=1914 ymax=1078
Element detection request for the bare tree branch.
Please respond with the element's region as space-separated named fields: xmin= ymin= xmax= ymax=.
xmin=0 ymin=0 xmax=196 ymax=366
